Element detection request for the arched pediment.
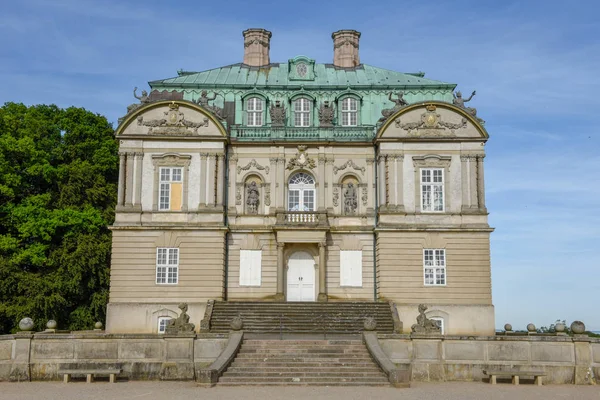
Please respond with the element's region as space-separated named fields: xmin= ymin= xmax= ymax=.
xmin=115 ymin=100 xmax=227 ymax=139
xmin=376 ymin=102 xmax=488 ymax=141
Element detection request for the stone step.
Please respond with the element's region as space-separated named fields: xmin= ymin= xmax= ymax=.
xmin=225 ymin=366 xmax=383 ymax=373
xmin=243 ymin=340 xmax=364 ymax=345
xmin=223 ymin=371 xmax=385 ymax=377
xmin=218 ymin=376 xmax=390 ymax=383
xmin=238 ymin=348 xmax=369 ymax=353
xmin=216 ymin=381 xmax=390 ymax=387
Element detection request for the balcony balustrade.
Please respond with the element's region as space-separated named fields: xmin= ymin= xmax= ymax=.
xmin=276 ymin=211 xmax=328 ymax=227
xmin=230 ymin=126 xmax=375 ymax=142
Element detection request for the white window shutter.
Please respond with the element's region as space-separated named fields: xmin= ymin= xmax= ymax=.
xmin=240 ymin=250 xmax=261 ymax=286
xmin=340 ymin=250 xmax=362 ymax=287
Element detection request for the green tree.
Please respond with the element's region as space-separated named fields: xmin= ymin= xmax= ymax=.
xmin=0 ymin=103 xmax=118 ymax=333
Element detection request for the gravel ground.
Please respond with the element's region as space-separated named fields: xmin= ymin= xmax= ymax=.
xmin=0 ymin=381 xmax=598 ymax=400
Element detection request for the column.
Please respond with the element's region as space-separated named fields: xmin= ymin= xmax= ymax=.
xmin=199 ymin=153 xmax=208 ymax=207
xmin=125 ymin=152 xmax=134 ymax=206
xmin=206 ymin=154 xmax=216 ymax=206
xmin=269 ymin=157 xmax=277 ymax=213
xmin=366 ymin=157 xmax=374 ymax=211
xmin=117 ymin=152 xmax=126 ymax=207
xmin=326 ymin=157 xmax=335 ymax=211
xmin=469 ymin=156 xmax=478 ymax=210
xmin=133 ymin=152 xmax=143 ymax=208
xmin=477 ymin=155 xmax=487 ymax=212
xmin=318 ymin=152 xmax=326 ymax=211
xmin=317 ymin=242 xmax=327 ymax=302
xmin=378 ymin=155 xmax=386 ymax=207
xmin=391 ymin=155 xmax=398 ymax=207
xmin=276 ymin=242 xmax=285 ymax=300
xmin=396 ymin=155 xmax=405 ymax=212
xmin=277 ymin=156 xmax=285 ymax=211
xmin=228 ymin=154 xmax=238 ymax=212
xmin=460 ymin=155 xmax=471 ymax=211
xmin=216 ymin=153 xmax=225 ymax=207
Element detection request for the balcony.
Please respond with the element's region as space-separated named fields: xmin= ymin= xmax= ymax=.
xmin=230 ymin=126 xmax=375 ymax=142
xmin=275 ymin=211 xmax=329 ymax=228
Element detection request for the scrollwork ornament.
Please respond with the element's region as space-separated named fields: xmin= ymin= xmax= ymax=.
xmin=333 ymin=187 xmax=339 ymax=207
xmin=237 ymin=159 xmax=270 ymax=175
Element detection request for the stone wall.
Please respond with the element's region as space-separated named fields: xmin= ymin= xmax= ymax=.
xmin=380 ymin=334 xmax=599 ymax=385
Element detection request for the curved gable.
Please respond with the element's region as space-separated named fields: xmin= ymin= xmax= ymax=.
xmin=115 ymin=100 xmax=227 ymax=139
xmin=376 ymin=102 xmax=488 ymax=141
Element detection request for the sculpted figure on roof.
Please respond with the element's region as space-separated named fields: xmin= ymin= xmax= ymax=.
xmin=452 ymin=90 xmax=477 ymax=117
xmin=126 ymin=87 xmax=150 ymax=114
xmin=195 ymin=90 xmax=225 ymax=119
xmin=379 ymin=91 xmax=409 ymax=122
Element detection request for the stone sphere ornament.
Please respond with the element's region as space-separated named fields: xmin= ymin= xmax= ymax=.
xmin=570 ymin=321 xmax=586 ymax=334
xmin=18 ymin=318 xmax=34 ymax=332
xmin=94 ymin=322 xmax=103 ymax=330
xmin=230 ymin=316 xmax=243 ymax=331
xmin=527 ymin=323 xmax=536 ymax=332
xmin=46 ymin=320 xmax=57 ymax=330
xmin=363 ymin=317 xmax=377 ymax=331
xmin=504 ymin=323 xmax=512 ymax=332
xmin=555 ymin=322 xmax=566 ymax=333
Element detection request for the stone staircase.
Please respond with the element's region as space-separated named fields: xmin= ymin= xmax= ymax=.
xmin=208 ymin=301 xmax=395 ymax=334
xmin=217 ymin=339 xmax=390 ymax=386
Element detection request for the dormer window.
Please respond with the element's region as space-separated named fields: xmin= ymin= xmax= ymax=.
xmin=341 ymin=97 xmax=358 ymax=126
xmin=293 ymin=98 xmax=311 ymax=127
xmin=247 ymin=97 xmax=263 ymax=126
xmin=296 ymin=63 xmax=308 ymax=77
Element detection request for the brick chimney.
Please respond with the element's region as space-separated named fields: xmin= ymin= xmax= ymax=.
xmin=332 ymin=30 xmax=361 ymax=68
xmin=243 ymin=28 xmax=272 ymax=67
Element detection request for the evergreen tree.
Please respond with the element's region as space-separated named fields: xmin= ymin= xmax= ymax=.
xmin=0 ymin=103 xmax=118 ymax=333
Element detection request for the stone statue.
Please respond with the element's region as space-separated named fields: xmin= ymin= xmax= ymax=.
xmin=411 ymin=304 xmax=441 ymax=334
xmin=379 ymin=92 xmax=409 ymax=122
xmin=246 ymin=181 xmax=260 ymax=214
xmin=343 ymin=183 xmax=358 ymax=214
xmin=452 ymin=90 xmax=477 ymax=117
xmin=126 ymin=87 xmax=150 ymax=114
xmin=165 ymin=303 xmax=195 ymax=334
xmin=269 ymin=100 xmax=286 ymax=127
xmin=318 ymin=101 xmax=335 ymax=127
xmin=195 ymin=90 xmax=224 ymax=119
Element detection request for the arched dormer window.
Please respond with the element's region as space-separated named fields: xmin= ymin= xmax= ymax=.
xmin=246 ymin=97 xmax=264 ymax=126
xmin=293 ymin=97 xmax=312 ymax=127
xmin=340 ymin=97 xmax=359 ymax=126
xmin=288 ymin=172 xmax=315 ymax=211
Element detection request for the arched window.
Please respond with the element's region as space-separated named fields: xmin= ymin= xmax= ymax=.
xmin=288 ymin=172 xmax=315 ymax=211
xmin=340 ymin=97 xmax=358 ymax=126
xmin=246 ymin=97 xmax=264 ymax=126
xmin=293 ymin=98 xmax=311 ymax=127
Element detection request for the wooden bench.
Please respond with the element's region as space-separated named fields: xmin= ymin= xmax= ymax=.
xmin=483 ymin=369 xmax=546 ymax=385
xmin=59 ymin=368 xmax=122 ymax=383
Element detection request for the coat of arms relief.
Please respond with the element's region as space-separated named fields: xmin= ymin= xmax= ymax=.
xmin=286 ymin=145 xmax=316 ymax=170
xmin=136 ymin=102 xmax=209 ymax=135
xmin=394 ymin=104 xmax=467 ymax=137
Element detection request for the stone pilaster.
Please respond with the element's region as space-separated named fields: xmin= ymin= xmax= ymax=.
xmin=124 ymin=152 xmax=134 ymax=207
xmin=133 ymin=152 xmax=143 ymax=210
xmin=377 ymin=155 xmax=387 ymax=209
xmin=269 ymin=157 xmax=277 ymax=214
xmin=199 ymin=153 xmax=208 ymax=207
xmin=477 ymin=155 xmax=487 ymax=213
xmin=366 ymin=158 xmax=374 ymax=212
xmin=317 ymin=242 xmax=328 ymax=302
xmin=228 ymin=154 xmax=238 ymax=213
xmin=207 ymin=154 xmax=216 ymax=207
xmin=326 ymin=157 xmax=335 ymax=211
xmin=216 ymin=153 xmax=224 ymax=207
xmin=117 ymin=152 xmax=126 ymax=208
xmin=394 ymin=155 xmax=405 ymax=212
xmin=318 ymin=153 xmax=326 ymax=211
xmin=277 ymin=156 xmax=285 ymax=212
xmin=275 ymin=242 xmax=285 ymax=300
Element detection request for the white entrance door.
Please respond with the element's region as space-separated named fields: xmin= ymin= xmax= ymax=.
xmin=287 ymin=251 xmax=315 ymax=302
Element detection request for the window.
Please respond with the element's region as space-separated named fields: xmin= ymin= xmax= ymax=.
xmin=296 ymin=63 xmax=308 ymax=77
xmin=424 ymin=249 xmax=446 ymax=286
xmin=159 ymin=167 xmax=183 ymax=211
xmin=293 ymin=98 xmax=311 ymax=127
xmin=288 ymin=173 xmax=315 ymax=211
xmin=239 ymin=250 xmax=262 ymax=286
xmin=247 ymin=97 xmax=263 ymax=126
xmin=156 ymin=248 xmax=179 ymax=284
xmin=340 ymin=250 xmax=362 ymax=287
xmin=157 ymin=317 xmax=172 ymax=334
xmin=421 ymin=168 xmax=444 ymax=212
xmin=341 ymin=97 xmax=358 ymax=126
xmin=430 ymin=317 xmax=444 ymax=334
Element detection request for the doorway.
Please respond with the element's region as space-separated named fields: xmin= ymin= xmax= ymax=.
xmin=287 ymin=251 xmax=315 ymax=301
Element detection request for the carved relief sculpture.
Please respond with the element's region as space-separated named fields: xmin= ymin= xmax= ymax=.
xmin=165 ymin=303 xmax=195 ymax=334
xmin=410 ymin=304 xmax=441 ymax=334
xmin=137 ymin=102 xmax=209 ymax=135
xmin=246 ymin=181 xmax=260 ymax=214
xmin=264 ymin=186 xmax=271 ymax=206
xmin=269 ymin=100 xmax=286 ymax=127
xmin=333 ymin=187 xmax=340 ymax=207
xmin=235 ymin=184 xmax=242 ymax=205
xmin=379 ymin=91 xmax=410 ymax=122
xmin=344 ymin=183 xmax=358 ymax=214
xmin=333 ymin=160 xmax=365 ymax=175
xmin=394 ymin=104 xmax=467 ymax=137
xmin=126 ymin=87 xmax=151 ymax=114
xmin=318 ymin=101 xmax=335 ymax=127
xmin=195 ymin=90 xmax=225 ymax=119
xmin=237 ymin=159 xmax=270 ymax=175
xmin=286 ymin=145 xmax=316 ymax=170
xmin=361 ymin=186 xmax=368 ymax=206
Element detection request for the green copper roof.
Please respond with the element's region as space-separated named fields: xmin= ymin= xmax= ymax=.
xmin=150 ymin=63 xmax=455 ymax=90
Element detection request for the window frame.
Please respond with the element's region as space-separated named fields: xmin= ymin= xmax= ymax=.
xmin=340 ymin=97 xmax=359 ymax=127
xmin=287 ymin=172 xmax=316 ymax=212
xmin=246 ymin=97 xmax=264 ymax=127
xmin=158 ymin=167 xmax=183 ymax=211
xmin=340 ymin=250 xmax=363 ymax=287
xmin=420 ymin=167 xmax=445 ymax=213
xmin=423 ymin=248 xmax=446 ymax=286
xmin=239 ymin=249 xmax=262 ymax=287
xmin=156 ymin=247 xmax=179 ymax=285
xmin=293 ymin=97 xmax=312 ymax=127
xmin=157 ymin=316 xmax=173 ymax=334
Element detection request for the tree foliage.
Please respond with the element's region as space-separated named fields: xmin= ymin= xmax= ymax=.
xmin=0 ymin=103 xmax=118 ymax=333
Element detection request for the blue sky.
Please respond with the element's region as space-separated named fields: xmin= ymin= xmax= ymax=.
xmin=1 ymin=0 xmax=599 ymax=330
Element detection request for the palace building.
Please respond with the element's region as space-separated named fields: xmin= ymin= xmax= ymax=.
xmin=107 ymin=29 xmax=494 ymax=335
